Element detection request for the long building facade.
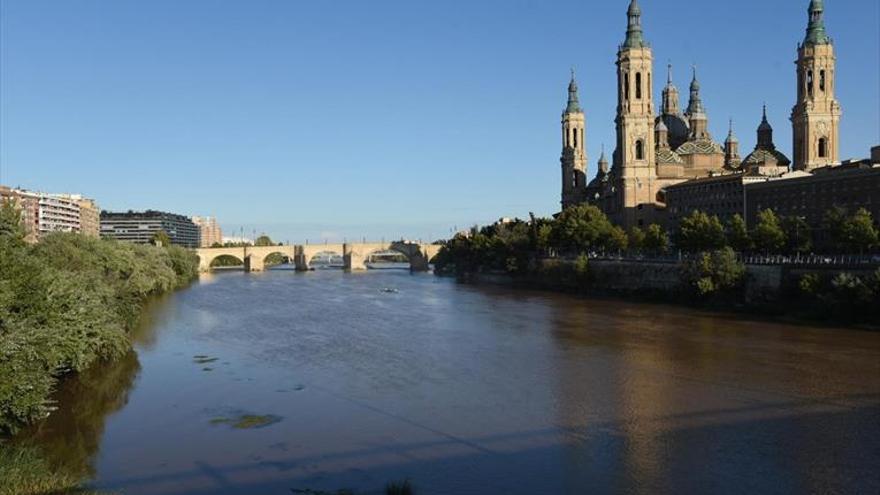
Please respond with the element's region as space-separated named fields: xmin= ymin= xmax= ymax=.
xmin=0 ymin=186 xmax=100 ymax=242
xmin=567 ymin=0 xmax=849 ymax=230
xmin=101 ymin=210 xmax=200 ymax=248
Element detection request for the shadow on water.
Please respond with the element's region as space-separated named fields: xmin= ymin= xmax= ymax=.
xmin=92 ymin=398 xmax=880 ymax=495
xmin=2 ymin=294 xmax=176 ymax=489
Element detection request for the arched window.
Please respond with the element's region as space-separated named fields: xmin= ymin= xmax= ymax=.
xmin=573 ymin=128 xmax=578 ymax=148
xmin=635 ymin=72 xmax=642 ymax=99
xmin=818 ymin=138 xmax=827 ymax=158
xmin=572 ymin=171 xmax=577 ymax=188
xmin=819 ymin=70 xmax=826 ymax=92
xmin=807 ymin=70 xmax=814 ymax=97
xmin=635 ymin=140 xmax=644 ymax=160
xmin=624 ymin=73 xmax=630 ymax=100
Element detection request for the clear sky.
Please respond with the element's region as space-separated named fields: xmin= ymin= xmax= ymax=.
xmin=1 ymin=0 xmax=878 ymax=243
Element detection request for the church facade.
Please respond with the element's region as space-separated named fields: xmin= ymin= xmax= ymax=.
xmin=563 ymin=0 xmax=841 ymax=228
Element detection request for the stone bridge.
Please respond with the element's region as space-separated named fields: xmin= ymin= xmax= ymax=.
xmin=196 ymin=242 xmax=442 ymax=272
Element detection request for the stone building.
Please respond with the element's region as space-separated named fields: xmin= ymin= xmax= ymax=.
xmin=791 ymin=0 xmax=841 ymax=172
xmin=746 ymin=161 xmax=880 ymax=231
xmin=664 ymin=174 xmax=769 ymax=228
xmin=664 ymin=108 xmax=800 ymax=227
xmin=560 ymin=71 xmax=587 ymax=209
xmin=192 ymin=215 xmax=223 ymax=247
xmin=562 ymin=0 xmax=849 ymax=230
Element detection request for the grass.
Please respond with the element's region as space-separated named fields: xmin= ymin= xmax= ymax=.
xmin=0 ymin=444 xmax=111 ymax=495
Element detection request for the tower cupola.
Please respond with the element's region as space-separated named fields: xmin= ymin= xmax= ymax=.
xmin=804 ymin=0 xmax=831 ymax=45
xmin=661 ymin=63 xmax=681 ymax=115
xmin=565 ymin=69 xmax=582 ymax=114
xmin=622 ymin=0 xmax=648 ymax=49
xmin=686 ymin=67 xmax=710 ymax=140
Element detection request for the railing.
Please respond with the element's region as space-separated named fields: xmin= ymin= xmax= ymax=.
xmin=545 ymin=250 xmax=880 ymax=267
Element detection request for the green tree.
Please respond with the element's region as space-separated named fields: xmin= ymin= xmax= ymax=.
xmin=675 ymin=210 xmax=726 ymax=252
xmin=681 ymin=247 xmax=746 ymax=298
xmin=0 ymin=199 xmax=25 ymax=243
xmin=643 ymin=224 xmax=670 ymax=254
xmin=628 ymin=227 xmax=646 ymax=252
xmin=726 ymin=214 xmax=752 ymax=252
xmin=822 ymin=206 xmax=848 ymax=252
xmin=839 ymin=208 xmax=878 ymax=253
xmin=254 ymin=235 xmax=274 ymax=247
xmin=603 ymin=226 xmax=629 ymax=252
xmin=152 ymin=230 xmax=171 ymax=247
xmin=752 ymin=209 xmax=786 ymax=253
xmin=781 ymin=215 xmax=812 ymax=254
xmin=552 ymin=205 xmax=615 ymax=252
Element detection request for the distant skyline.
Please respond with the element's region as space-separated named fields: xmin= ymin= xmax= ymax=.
xmin=2 ymin=0 xmax=878 ymax=242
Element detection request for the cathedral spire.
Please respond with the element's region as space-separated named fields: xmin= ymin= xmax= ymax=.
xmin=726 ymin=118 xmax=738 ymax=144
xmin=662 ymin=62 xmax=680 ymax=115
xmin=725 ymin=118 xmax=741 ymax=169
xmin=757 ymin=104 xmax=775 ymax=149
xmin=686 ymin=66 xmax=705 ymax=116
xmin=565 ymin=68 xmax=582 ymax=114
xmin=622 ymin=0 xmax=648 ymax=49
xmin=598 ymin=144 xmax=608 ymax=174
xmin=804 ymin=0 xmax=831 ymax=46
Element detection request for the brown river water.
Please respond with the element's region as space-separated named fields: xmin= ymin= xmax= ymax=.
xmin=13 ymin=269 xmax=880 ymax=494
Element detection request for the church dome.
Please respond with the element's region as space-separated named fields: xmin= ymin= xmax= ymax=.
xmin=675 ymin=139 xmax=724 ymax=156
xmin=656 ymin=148 xmax=683 ymax=164
xmin=742 ymin=148 xmax=791 ymax=168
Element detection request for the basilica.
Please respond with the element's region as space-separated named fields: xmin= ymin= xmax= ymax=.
xmin=561 ymin=0 xmax=842 ymax=228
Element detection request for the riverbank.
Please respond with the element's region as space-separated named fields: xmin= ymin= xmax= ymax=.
xmin=446 ymin=256 xmax=880 ymax=329
xmin=0 ymin=205 xmax=199 ymax=493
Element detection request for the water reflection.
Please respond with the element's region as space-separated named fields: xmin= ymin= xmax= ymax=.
xmin=6 ymin=272 xmax=880 ymax=494
xmin=11 ymin=350 xmax=141 ymax=482
xmin=4 ymin=294 xmax=176 ymax=484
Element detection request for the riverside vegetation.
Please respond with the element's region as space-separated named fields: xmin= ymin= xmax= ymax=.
xmin=0 ymin=200 xmax=199 ymax=493
xmin=433 ymin=205 xmax=880 ymax=324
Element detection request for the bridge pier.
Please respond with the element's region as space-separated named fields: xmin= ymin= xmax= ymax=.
xmin=244 ymin=254 xmax=264 ymax=272
xmin=409 ymin=253 xmax=430 ymax=272
xmin=343 ymin=243 xmax=368 ymax=271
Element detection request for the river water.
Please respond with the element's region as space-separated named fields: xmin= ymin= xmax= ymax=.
xmin=16 ymin=269 xmax=880 ymax=494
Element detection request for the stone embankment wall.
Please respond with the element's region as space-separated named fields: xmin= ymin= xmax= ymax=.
xmin=464 ymin=259 xmax=878 ymax=303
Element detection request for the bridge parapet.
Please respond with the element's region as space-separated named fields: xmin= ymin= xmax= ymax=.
xmin=196 ymin=242 xmax=441 ymax=272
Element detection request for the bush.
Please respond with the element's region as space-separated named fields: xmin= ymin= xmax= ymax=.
xmin=0 ymin=223 xmax=198 ymax=434
xmin=795 ymin=270 xmax=880 ymax=322
xmin=681 ymin=247 xmax=745 ymax=298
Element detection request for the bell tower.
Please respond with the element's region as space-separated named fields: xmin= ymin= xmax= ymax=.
xmin=561 ymin=70 xmax=587 ymax=209
xmin=612 ymin=0 xmax=655 ymax=226
xmin=792 ymin=0 xmax=841 ymax=171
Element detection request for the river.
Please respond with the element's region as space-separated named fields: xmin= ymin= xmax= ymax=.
xmin=15 ymin=269 xmax=880 ymax=494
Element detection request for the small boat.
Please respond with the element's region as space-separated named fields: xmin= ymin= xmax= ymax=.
xmin=380 ymin=288 xmax=399 ymax=294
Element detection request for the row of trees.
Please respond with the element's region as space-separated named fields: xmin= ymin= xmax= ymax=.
xmin=0 ymin=201 xmax=200 ymax=435
xmin=675 ymin=207 xmax=878 ymax=254
xmin=434 ymin=204 xmax=880 ymax=276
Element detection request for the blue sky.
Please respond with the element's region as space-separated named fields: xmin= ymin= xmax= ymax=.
xmin=1 ymin=0 xmax=878 ymax=243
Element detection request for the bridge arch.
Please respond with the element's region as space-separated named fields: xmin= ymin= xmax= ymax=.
xmin=262 ymin=251 xmax=292 ymax=268
xmin=210 ymin=254 xmax=245 ymax=270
